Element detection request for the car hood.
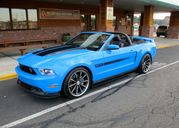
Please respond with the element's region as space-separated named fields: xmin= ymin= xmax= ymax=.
xmin=17 ymin=45 xmax=93 ymax=68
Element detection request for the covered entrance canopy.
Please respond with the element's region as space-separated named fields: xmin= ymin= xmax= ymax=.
xmin=38 ymin=0 xmax=179 ymax=12
xmin=0 ymin=0 xmax=179 ymax=41
xmin=38 ymin=0 xmax=179 ymax=38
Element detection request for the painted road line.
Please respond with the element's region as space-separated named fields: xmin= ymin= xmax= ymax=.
xmin=0 ymin=78 xmax=132 ymax=128
xmin=0 ymin=73 xmax=17 ymax=81
xmin=136 ymin=59 xmax=179 ymax=79
xmin=1 ymin=59 xmax=179 ymax=128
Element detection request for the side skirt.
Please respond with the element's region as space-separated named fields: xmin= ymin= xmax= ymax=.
xmin=92 ymin=68 xmax=138 ymax=85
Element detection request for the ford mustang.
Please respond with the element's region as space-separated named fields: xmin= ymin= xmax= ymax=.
xmin=16 ymin=32 xmax=157 ymax=98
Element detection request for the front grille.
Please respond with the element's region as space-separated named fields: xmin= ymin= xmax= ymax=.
xmin=20 ymin=64 xmax=36 ymax=75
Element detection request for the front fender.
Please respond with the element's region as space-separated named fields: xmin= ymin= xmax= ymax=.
xmin=52 ymin=60 xmax=94 ymax=85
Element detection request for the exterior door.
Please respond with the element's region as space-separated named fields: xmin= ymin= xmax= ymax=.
xmin=100 ymin=47 xmax=137 ymax=79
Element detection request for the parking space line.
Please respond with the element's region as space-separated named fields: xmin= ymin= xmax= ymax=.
xmin=1 ymin=59 xmax=179 ymax=128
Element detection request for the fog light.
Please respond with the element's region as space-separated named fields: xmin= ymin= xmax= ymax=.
xmin=48 ymin=85 xmax=58 ymax=88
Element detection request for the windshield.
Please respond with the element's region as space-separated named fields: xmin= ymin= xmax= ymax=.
xmin=66 ymin=33 xmax=110 ymax=51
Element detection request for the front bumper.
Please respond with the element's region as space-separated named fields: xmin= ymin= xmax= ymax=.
xmin=17 ymin=79 xmax=60 ymax=98
xmin=16 ymin=66 xmax=63 ymax=95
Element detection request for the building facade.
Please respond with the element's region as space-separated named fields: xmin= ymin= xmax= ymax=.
xmin=0 ymin=0 xmax=178 ymax=45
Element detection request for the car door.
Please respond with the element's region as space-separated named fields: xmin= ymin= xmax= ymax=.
xmin=98 ymin=36 xmax=137 ymax=79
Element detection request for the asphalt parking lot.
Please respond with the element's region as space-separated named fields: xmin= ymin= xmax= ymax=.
xmin=1 ymin=46 xmax=179 ymax=128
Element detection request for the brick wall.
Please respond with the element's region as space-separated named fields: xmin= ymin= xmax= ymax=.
xmin=168 ymin=11 xmax=179 ymax=39
xmin=0 ymin=26 xmax=81 ymax=42
xmin=114 ymin=9 xmax=133 ymax=35
xmin=141 ymin=26 xmax=154 ymax=38
xmin=0 ymin=0 xmax=98 ymax=43
xmin=167 ymin=27 xmax=179 ymax=39
xmin=0 ymin=19 xmax=81 ymax=42
xmin=116 ymin=26 xmax=129 ymax=35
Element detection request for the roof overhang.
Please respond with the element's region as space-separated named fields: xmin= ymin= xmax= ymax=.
xmin=37 ymin=0 xmax=179 ymax=12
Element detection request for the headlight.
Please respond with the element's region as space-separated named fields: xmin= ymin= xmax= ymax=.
xmin=38 ymin=69 xmax=55 ymax=76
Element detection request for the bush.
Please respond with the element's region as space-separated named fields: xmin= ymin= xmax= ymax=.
xmin=62 ymin=33 xmax=71 ymax=42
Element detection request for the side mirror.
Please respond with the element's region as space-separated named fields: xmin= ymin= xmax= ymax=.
xmin=107 ymin=44 xmax=119 ymax=50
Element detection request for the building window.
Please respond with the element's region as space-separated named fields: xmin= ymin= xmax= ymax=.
xmin=81 ymin=15 xmax=87 ymax=31
xmin=81 ymin=14 xmax=97 ymax=31
xmin=28 ymin=9 xmax=38 ymax=29
xmin=12 ymin=9 xmax=27 ymax=29
xmin=0 ymin=8 xmax=38 ymax=30
xmin=113 ymin=16 xmax=116 ymax=27
xmin=0 ymin=8 xmax=11 ymax=30
xmin=91 ymin=15 xmax=96 ymax=31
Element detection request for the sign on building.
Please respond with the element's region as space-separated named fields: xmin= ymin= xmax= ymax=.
xmin=106 ymin=7 xmax=114 ymax=20
xmin=39 ymin=8 xmax=80 ymax=20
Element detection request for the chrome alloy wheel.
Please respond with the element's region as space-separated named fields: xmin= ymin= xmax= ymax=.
xmin=68 ymin=70 xmax=90 ymax=97
xmin=142 ymin=55 xmax=151 ymax=73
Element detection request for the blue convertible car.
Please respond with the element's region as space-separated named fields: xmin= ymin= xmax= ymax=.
xmin=16 ymin=32 xmax=156 ymax=98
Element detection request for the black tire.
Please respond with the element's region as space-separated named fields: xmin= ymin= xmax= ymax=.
xmin=62 ymin=67 xmax=91 ymax=99
xmin=137 ymin=54 xmax=152 ymax=74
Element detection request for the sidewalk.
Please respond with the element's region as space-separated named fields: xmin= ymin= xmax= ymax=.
xmin=0 ymin=52 xmax=19 ymax=80
xmin=0 ymin=37 xmax=179 ymax=80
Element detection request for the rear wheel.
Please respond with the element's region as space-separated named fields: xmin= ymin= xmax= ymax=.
xmin=62 ymin=67 xmax=91 ymax=99
xmin=137 ymin=54 xmax=152 ymax=74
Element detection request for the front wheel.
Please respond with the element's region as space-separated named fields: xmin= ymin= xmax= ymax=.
xmin=137 ymin=54 xmax=152 ymax=74
xmin=62 ymin=67 xmax=91 ymax=99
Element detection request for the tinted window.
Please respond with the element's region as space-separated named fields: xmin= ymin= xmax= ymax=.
xmin=159 ymin=26 xmax=167 ymax=29
xmin=81 ymin=15 xmax=87 ymax=31
xmin=81 ymin=15 xmax=97 ymax=31
xmin=0 ymin=8 xmax=11 ymax=30
xmin=113 ymin=16 xmax=116 ymax=27
xmin=12 ymin=9 xmax=27 ymax=29
xmin=28 ymin=9 xmax=38 ymax=29
xmin=91 ymin=15 xmax=96 ymax=31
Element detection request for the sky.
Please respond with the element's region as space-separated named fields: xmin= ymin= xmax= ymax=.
xmin=134 ymin=13 xmax=171 ymax=20
xmin=154 ymin=13 xmax=171 ymax=19
xmin=157 ymin=0 xmax=179 ymax=6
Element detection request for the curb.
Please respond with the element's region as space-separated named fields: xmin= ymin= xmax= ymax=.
xmin=0 ymin=73 xmax=17 ymax=81
xmin=157 ymin=43 xmax=179 ymax=49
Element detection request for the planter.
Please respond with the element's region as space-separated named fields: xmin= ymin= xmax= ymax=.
xmin=62 ymin=33 xmax=71 ymax=42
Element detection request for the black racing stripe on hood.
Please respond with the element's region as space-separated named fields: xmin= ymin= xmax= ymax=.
xmin=33 ymin=45 xmax=62 ymax=54
xmin=33 ymin=45 xmax=78 ymax=56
